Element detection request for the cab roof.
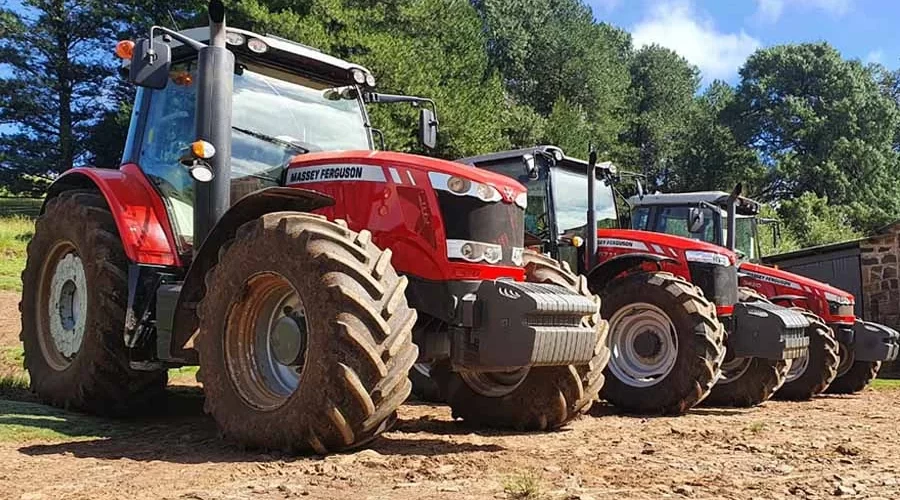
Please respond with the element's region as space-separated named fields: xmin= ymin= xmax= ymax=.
xmin=158 ymin=26 xmax=374 ymax=88
xmin=628 ymin=191 xmax=761 ymax=216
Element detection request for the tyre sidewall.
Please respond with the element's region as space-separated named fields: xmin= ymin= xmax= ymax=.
xmin=600 ymin=273 xmax=719 ymax=413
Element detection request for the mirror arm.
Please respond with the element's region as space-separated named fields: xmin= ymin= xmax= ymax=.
xmin=365 ymin=93 xmax=439 ymax=120
xmin=149 ymin=26 xmax=207 ymax=52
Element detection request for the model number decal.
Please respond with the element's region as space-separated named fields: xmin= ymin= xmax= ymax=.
xmin=598 ymin=238 xmax=649 ymax=252
xmin=741 ymin=270 xmax=802 ymax=290
xmin=286 ymin=164 xmax=387 ymax=184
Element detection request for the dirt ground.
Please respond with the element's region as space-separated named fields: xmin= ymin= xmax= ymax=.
xmin=2 ymin=293 xmax=899 ymax=500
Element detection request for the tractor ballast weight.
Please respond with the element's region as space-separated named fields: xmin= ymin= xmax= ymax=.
xmin=21 ymin=1 xmax=609 ymax=453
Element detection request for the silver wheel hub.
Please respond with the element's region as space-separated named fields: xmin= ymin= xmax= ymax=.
xmin=608 ymin=302 xmax=679 ymax=388
xmin=460 ymin=367 xmax=530 ymax=397
xmin=255 ymin=292 xmax=305 ymax=397
xmin=784 ymin=349 xmax=809 ymax=383
xmin=718 ymin=356 xmax=753 ymax=384
xmin=48 ymin=253 xmax=87 ymax=359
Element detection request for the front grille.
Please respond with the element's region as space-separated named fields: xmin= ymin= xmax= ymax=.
xmin=688 ymin=262 xmax=738 ymax=307
xmin=436 ymin=192 xmax=524 ymax=266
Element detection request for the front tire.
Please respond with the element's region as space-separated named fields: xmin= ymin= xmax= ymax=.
xmin=434 ymin=252 xmax=610 ymax=430
xmin=775 ymin=309 xmax=839 ymax=400
xmin=597 ymin=272 xmax=724 ymax=415
xmin=20 ymin=190 xmax=166 ymax=415
xmin=197 ymin=213 xmax=417 ymax=453
xmin=826 ymin=342 xmax=881 ymax=394
xmin=705 ymin=287 xmax=789 ymax=407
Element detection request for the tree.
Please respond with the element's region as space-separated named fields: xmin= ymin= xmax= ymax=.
xmin=731 ymin=43 xmax=900 ymax=232
xmin=0 ymin=1 xmax=120 ymax=194
xmin=624 ymin=44 xmax=699 ymax=185
xmin=667 ymin=80 xmax=764 ymax=194
xmin=474 ymin=0 xmax=632 ymax=156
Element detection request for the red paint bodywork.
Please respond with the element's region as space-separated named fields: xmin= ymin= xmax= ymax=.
xmin=285 ymin=150 xmax=528 ymax=282
xmin=50 ymin=164 xmax=182 ymax=267
xmin=738 ymin=261 xmax=856 ymax=325
xmin=594 ymin=228 xmax=738 ymax=316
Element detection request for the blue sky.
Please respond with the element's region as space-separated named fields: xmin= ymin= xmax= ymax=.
xmin=587 ymin=0 xmax=900 ymax=85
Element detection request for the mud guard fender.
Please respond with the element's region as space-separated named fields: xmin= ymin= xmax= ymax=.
xmin=164 ymin=187 xmax=334 ymax=362
xmin=45 ymin=165 xmax=182 ymax=266
xmin=585 ymin=252 xmax=678 ymax=293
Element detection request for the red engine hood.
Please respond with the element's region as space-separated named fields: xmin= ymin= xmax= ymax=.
xmin=287 ymin=150 xmax=526 ymax=204
xmin=739 ymin=261 xmax=854 ymax=303
xmin=597 ymin=229 xmax=737 ymax=264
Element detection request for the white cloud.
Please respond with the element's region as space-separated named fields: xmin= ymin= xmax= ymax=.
xmin=754 ymin=0 xmax=854 ymax=23
xmin=865 ymin=49 xmax=884 ymax=64
xmin=631 ymin=1 xmax=761 ymax=84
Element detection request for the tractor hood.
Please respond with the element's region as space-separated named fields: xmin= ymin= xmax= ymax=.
xmin=285 ymin=150 xmax=527 ymax=205
xmin=597 ymin=228 xmax=737 ymax=265
xmin=739 ymin=261 xmax=855 ymax=305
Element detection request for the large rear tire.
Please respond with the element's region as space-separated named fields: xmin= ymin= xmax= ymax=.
xmin=775 ymin=309 xmax=839 ymax=400
xmin=196 ymin=213 xmax=417 ymax=453
xmin=20 ymin=190 xmax=167 ymax=415
xmin=826 ymin=343 xmax=881 ymax=394
xmin=705 ymin=287 xmax=788 ymax=407
xmin=434 ymin=252 xmax=609 ymax=430
xmin=597 ymin=272 xmax=724 ymax=415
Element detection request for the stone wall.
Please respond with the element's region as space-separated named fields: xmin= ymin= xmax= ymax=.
xmin=860 ymin=227 xmax=900 ymax=376
xmin=860 ymin=231 xmax=900 ymax=329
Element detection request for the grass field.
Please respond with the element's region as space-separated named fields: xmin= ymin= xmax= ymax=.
xmin=0 ymin=198 xmax=40 ymax=292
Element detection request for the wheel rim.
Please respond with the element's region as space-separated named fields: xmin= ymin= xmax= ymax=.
xmin=784 ymin=349 xmax=809 ymax=383
xmin=413 ymin=363 xmax=432 ymax=378
xmin=607 ymin=302 xmax=679 ymax=388
xmin=36 ymin=242 xmax=87 ymax=371
xmin=459 ymin=368 xmax=530 ymax=397
xmin=836 ymin=342 xmax=855 ymax=377
xmin=224 ymin=272 xmax=308 ymax=411
xmin=718 ymin=356 xmax=753 ymax=384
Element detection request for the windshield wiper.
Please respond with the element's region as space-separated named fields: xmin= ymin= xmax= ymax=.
xmin=232 ymin=126 xmax=309 ymax=154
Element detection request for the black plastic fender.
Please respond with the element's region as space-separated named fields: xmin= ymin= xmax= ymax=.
xmin=586 ymin=252 xmax=677 ymax=293
xmin=162 ymin=187 xmax=334 ymax=362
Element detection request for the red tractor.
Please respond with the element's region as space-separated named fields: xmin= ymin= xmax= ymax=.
xmin=629 ymin=190 xmax=900 ymax=394
xmin=458 ymin=146 xmax=811 ymax=413
xmin=20 ymin=2 xmax=609 ymax=453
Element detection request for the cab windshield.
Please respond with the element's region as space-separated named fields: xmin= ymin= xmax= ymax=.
xmin=551 ymin=168 xmax=618 ymax=235
xmin=138 ymin=62 xmax=370 ymax=246
xmin=730 ymin=215 xmax=758 ymax=260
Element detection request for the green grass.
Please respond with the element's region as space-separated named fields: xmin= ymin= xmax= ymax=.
xmin=503 ymin=471 xmax=545 ymax=500
xmin=0 ymin=215 xmax=34 ymax=292
xmin=871 ymin=378 xmax=900 ymax=390
xmin=0 ymin=399 xmax=127 ymax=443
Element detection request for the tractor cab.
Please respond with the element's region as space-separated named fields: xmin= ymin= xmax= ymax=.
xmin=119 ymin=26 xmax=436 ymax=253
xmin=628 ymin=191 xmax=764 ymax=261
xmin=457 ymin=146 xmax=619 ymax=272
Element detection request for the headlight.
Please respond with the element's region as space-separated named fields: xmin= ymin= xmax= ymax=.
xmin=429 ymin=172 xmax=504 ymax=203
xmin=247 ymin=38 xmax=268 ymax=54
xmin=515 ymin=192 xmax=527 ymax=209
xmin=511 ymin=247 xmax=525 ymax=266
xmin=225 ymin=32 xmax=245 ymax=46
xmin=824 ymin=291 xmax=853 ymax=306
xmin=351 ymin=68 xmax=367 ymax=84
xmin=447 ymin=239 xmax=503 ymax=264
xmin=365 ymin=73 xmax=376 ymax=87
xmin=684 ymin=250 xmax=730 ymax=267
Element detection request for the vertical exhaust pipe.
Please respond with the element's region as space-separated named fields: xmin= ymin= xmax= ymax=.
xmin=725 ymin=183 xmax=742 ymax=252
xmin=193 ymin=0 xmax=234 ymax=250
xmin=586 ymin=146 xmax=598 ymax=269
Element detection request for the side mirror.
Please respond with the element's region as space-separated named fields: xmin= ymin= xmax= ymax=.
xmin=688 ymin=207 xmax=705 ymax=233
xmin=129 ymin=38 xmax=172 ymax=90
xmin=418 ymin=108 xmax=438 ymax=149
xmin=636 ymin=178 xmax=645 ymax=199
xmin=522 ymin=154 xmax=538 ymax=180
